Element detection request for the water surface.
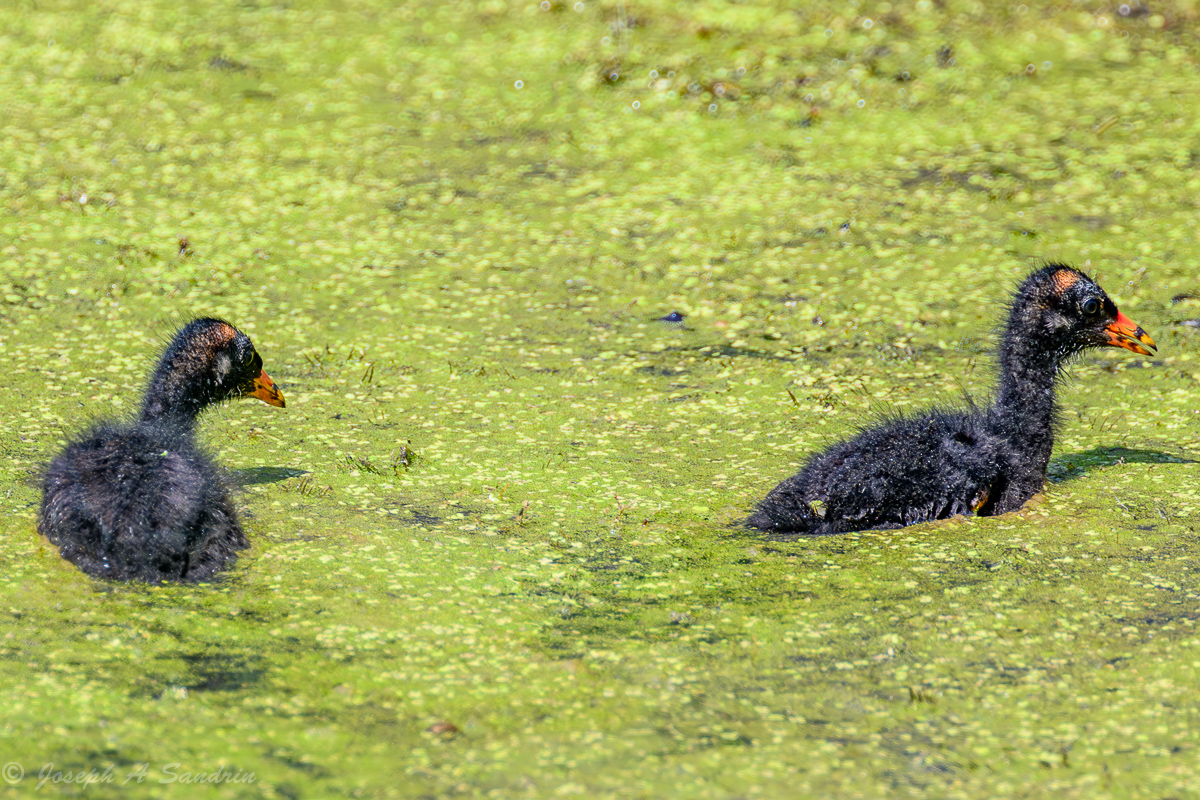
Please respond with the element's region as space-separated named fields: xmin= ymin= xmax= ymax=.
xmin=2 ymin=1 xmax=1200 ymax=796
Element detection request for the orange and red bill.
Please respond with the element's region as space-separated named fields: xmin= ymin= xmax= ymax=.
xmin=247 ymin=369 xmax=286 ymax=407
xmin=1103 ymin=310 xmax=1156 ymax=356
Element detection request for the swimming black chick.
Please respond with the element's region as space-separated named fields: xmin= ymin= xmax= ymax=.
xmin=748 ymin=265 xmax=1156 ymax=534
xmin=39 ymin=319 xmax=286 ymax=582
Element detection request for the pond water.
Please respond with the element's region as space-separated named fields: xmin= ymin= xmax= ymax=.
xmin=2 ymin=0 xmax=1200 ymax=796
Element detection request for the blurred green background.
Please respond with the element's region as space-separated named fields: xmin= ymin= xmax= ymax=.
xmin=2 ymin=0 xmax=1200 ymax=796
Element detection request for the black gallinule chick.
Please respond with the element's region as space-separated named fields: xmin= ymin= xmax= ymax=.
xmin=748 ymin=264 xmax=1156 ymax=534
xmin=39 ymin=318 xmax=286 ymax=582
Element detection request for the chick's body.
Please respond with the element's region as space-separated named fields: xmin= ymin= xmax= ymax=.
xmin=41 ymin=420 xmax=243 ymax=581
xmin=753 ymin=410 xmax=1003 ymax=534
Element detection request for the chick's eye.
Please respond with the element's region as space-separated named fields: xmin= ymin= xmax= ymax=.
xmin=1083 ymin=298 xmax=1100 ymax=315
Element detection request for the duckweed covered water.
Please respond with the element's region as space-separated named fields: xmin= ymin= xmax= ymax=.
xmin=2 ymin=0 xmax=1200 ymax=797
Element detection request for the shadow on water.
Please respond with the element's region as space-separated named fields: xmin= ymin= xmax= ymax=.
xmin=178 ymin=652 xmax=266 ymax=692
xmin=1048 ymin=446 xmax=1195 ymax=483
xmin=231 ymin=467 xmax=308 ymax=486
